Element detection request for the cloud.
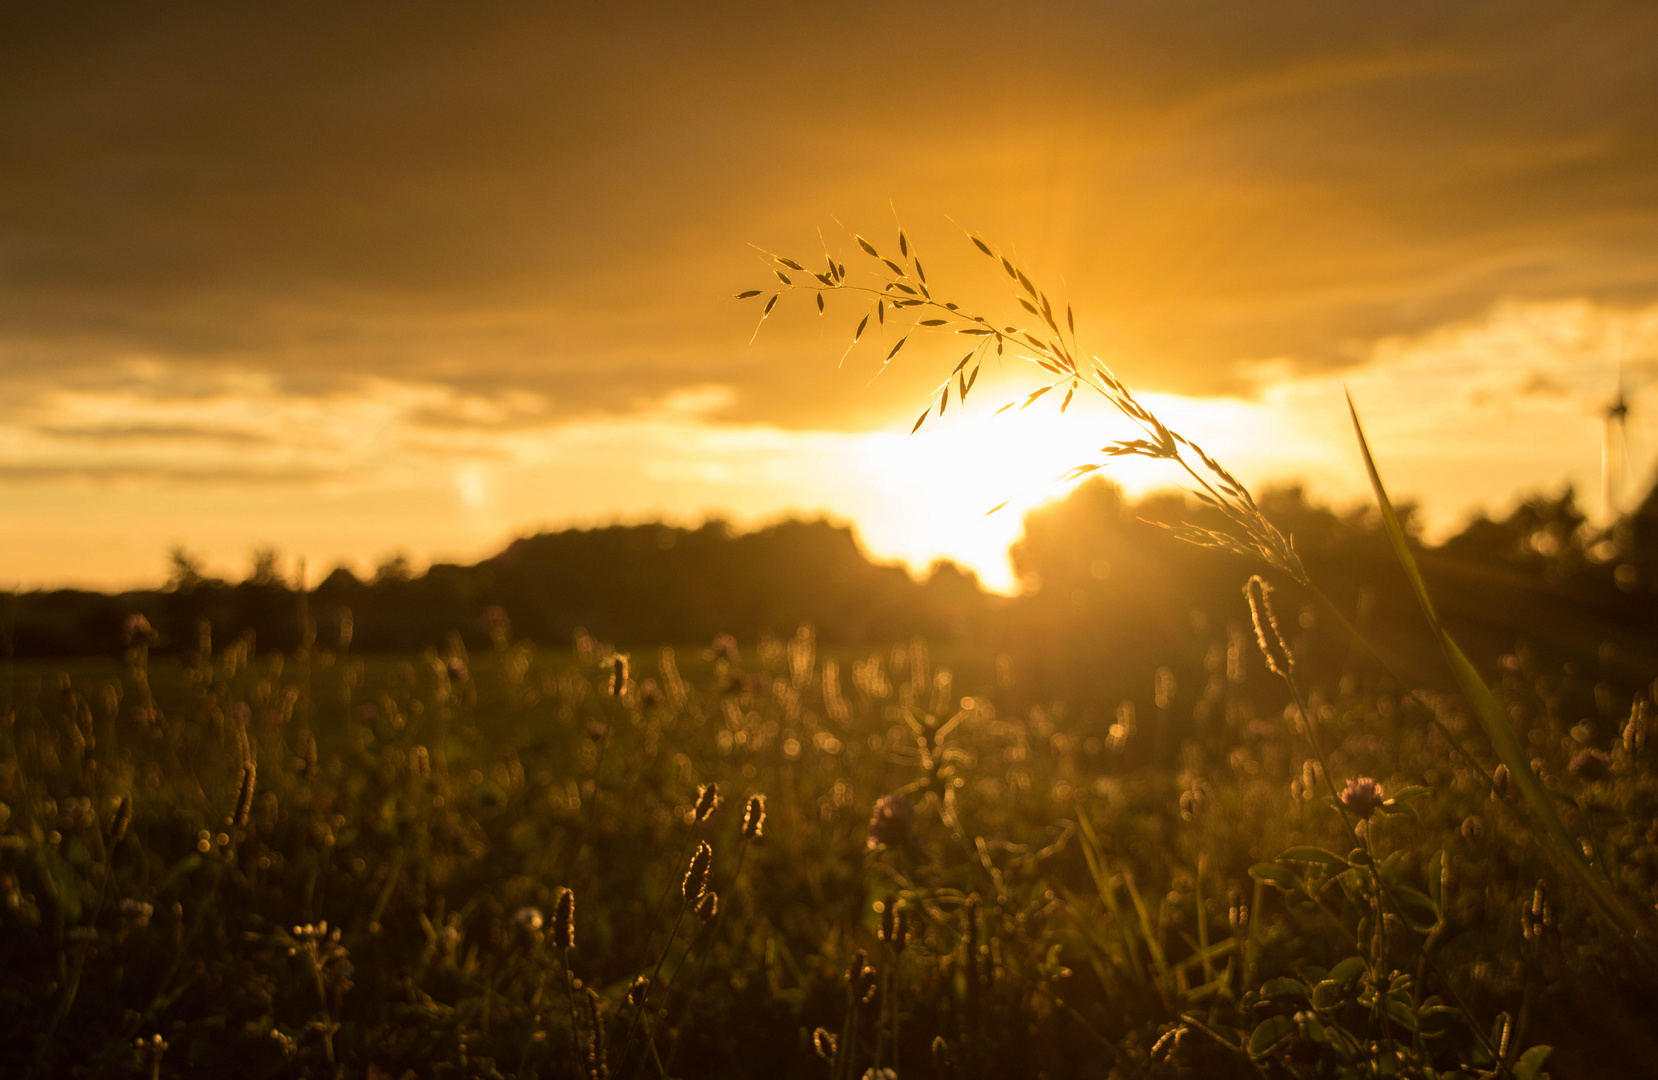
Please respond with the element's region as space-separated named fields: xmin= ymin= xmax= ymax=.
xmin=0 ymin=2 xmax=1656 ymax=428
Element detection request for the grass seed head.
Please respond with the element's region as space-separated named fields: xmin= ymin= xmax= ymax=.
xmin=1492 ymin=763 xmax=1511 ymax=800
xmin=683 ymin=841 xmax=712 ymax=901
xmin=813 ymin=1027 xmax=836 ymax=1061
xmin=609 ymin=653 xmax=629 ymax=697
xmin=553 ymin=888 xmax=575 ymax=951
xmin=741 ymin=793 xmax=766 ymax=840
xmin=1244 ymin=575 xmax=1294 ymax=678
xmin=628 ymin=975 xmax=650 ymax=1007
xmin=108 ymin=794 xmax=132 ymax=846
xmin=695 ymin=890 xmax=718 ymax=924
xmin=583 ymin=986 xmax=607 ymax=1079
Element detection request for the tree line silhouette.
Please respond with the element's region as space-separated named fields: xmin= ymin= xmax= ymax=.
xmin=8 ymin=481 xmax=1658 ymax=706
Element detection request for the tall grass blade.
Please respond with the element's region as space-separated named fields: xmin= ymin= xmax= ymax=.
xmin=1346 ymin=390 xmax=1647 ymax=940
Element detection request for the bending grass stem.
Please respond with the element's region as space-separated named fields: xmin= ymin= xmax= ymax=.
xmin=619 ymin=897 xmax=692 ymax=1078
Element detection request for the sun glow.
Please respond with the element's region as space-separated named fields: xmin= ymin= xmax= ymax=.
xmin=834 ymin=389 xmax=1280 ymax=593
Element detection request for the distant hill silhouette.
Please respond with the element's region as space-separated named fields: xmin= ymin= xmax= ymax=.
xmin=2 ymin=519 xmax=993 ymax=657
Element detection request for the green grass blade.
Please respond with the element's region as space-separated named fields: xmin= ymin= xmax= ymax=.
xmin=1346 ymin=391 xmax=1646 ymax=939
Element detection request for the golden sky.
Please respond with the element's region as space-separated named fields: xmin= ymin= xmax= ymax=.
xmin=4 ymin=2 xmax=1657 ymax=591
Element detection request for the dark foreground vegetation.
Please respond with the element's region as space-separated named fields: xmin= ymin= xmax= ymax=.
xmin=3 ymin=479 xmax=1658 ymax=1077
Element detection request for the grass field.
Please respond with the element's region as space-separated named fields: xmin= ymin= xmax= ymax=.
xmin=2 ymin=608 xmax=1655 ymax=1079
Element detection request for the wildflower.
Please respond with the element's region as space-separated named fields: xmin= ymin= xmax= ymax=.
xmin=119 ymin=899 xmax=154 ymax=927
xmin=63 ymin=796 xmax=95 ymax=831
xmin=1339 ymin=777 xmax=1385 ymax=819
xmin=693 ymin=782 xmax=719 ymax=824
xmin=553 ymin=889 xmax=575 ymax=951
xmin=1569 ymin=748 xmax=1611 ymax=782
xmin=1244 ymin=576 xmax=1294 ymax=677
xmin=122 ymin=613 xmax=153 ymax=645
xmin=867 ymin=794 xmax=914 ymax=850
xmin=683 ymin=841 xmax=712 ymax=901
xmin=741 ymin=793 xmax=766 ymax=841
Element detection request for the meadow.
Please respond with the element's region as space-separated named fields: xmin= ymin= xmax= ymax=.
xmin=5 ymin=227 xmax=1658 ymax=1080
xmin=2 ymin=580 xmax=1656 ymax=1078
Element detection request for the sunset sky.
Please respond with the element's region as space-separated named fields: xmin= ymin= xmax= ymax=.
xmin=4 ymin=2 xmax=1657 ymax=592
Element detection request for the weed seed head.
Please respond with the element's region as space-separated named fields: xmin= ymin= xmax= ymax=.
xmin=108 ymin=795 xmax=132 ymax=846
xmin=1522 ymin=880 xmax=1554 ymax=942
xmin=742 ymin=793 xmax=766 ymax=841
xmin=233 ymin=762 xmax=256 ymax=827
xmin=1492 ymin=763 xmax=1511 ymax=799
xmin=553 ymin=888 xmax=575 ymax=951
xmin=694 ymin=782 xmax=719 ymax=824
xmin=299 ymin=730 xmax=317 ymax=777
xmin=683 ymin=841 xmax=712 ymax=901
